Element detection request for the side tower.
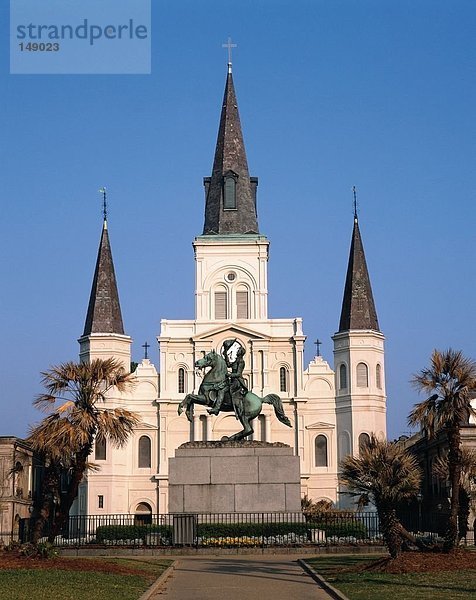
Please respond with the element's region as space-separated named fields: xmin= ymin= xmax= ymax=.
xmin=332 ymin=209 xmax=386 ymax=472
xmin=194 ymin=62 xmax=269 ymax=324
xmin=78 ymin=214 xmax=131 ymax=369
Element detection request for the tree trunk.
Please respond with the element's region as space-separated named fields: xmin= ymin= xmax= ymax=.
xmin=31 ymin=465 xmax=59 ymax=544
xmin=444 ymin=428 xmax=462 ymax=552
xmin=458 ymin=488 xmax=470 ymax=542
xmin=48 ymin=447 xmax=90 ymax=543
xmin=377 ymin=504 xmax=403 ymax=559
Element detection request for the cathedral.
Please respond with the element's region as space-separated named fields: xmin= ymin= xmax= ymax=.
xmin=76 ymin=64 xmax=387 ymax=517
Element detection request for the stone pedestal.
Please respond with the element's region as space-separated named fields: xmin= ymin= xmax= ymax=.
xmin=168 ymin=441 xmax=301 ymax=513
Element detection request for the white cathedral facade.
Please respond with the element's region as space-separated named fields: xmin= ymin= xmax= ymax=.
xmin=76 ymin=66 xmax=386 ymax=517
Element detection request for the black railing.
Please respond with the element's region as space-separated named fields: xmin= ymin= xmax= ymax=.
xmin=16 ymin=509 xmax=474 ymax=549
xmin=19 ymin=511 xmax=388 ymax=548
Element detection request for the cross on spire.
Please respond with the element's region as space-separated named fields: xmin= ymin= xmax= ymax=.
xmin=314 ymin=339 xmax=322 ymax=357
xmin=99 ymin=187 xmax=107 ymax=222
xmin=142 ymin=341 xmax=150 ymax=360
xmin=352 ymin=185 xmax=358 ymax=222
xmin=222 ymin=37 xmax=237 ymax=73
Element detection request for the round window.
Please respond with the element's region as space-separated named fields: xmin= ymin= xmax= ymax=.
xmin=226 ymin=272 xmax=236 ymax=282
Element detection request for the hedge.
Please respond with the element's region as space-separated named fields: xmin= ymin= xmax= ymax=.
xmin=95 ymin=524 xmax=172 ymax=543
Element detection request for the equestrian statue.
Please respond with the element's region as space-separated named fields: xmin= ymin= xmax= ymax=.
xmin=178 ymin=339 xmax=292 ymax=441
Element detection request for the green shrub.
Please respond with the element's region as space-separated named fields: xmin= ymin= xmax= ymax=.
xmin=197 ymin=522 xmax=308 ymax=539
xmin=95 ymin=524 xmax=172 ymax=543
xmin=37 ymin=541 xmax=58 ymax=559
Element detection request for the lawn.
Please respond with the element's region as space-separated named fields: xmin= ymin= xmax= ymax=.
xmin=0 ymin=557 xmax=172 ymax=600
xmin=305 ymin=554 xmax=476 ymax=600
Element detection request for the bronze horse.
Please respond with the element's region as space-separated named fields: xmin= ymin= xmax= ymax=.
xmin=178 ymin=350 xmax=292 ymax=441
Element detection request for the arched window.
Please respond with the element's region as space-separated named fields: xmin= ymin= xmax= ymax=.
xmin=279 ymin=367 xmax=288 ymax=392
xmin=215 ymin=288 xmax=228 ymax=319
xmin=95 ymin=437 xmax=106 ymax=461
xmin=178 ymin=368 xmax=185 ymax=394
xmin=134 ymin=502 xmax=152 ymax=525
xmin=315 ymin=435 xmax=328 ymax=467
xmin=356 ymin=362 xmax=369 ymax=387
xmin=236 ymin=288 xmax=249 ymax=319
xmin=223 ymin=175 xmax=237 ymax=209
xmin=376 ymin=364 xmax=382 ymax=389
xmin=339 ymin=364 xmax=347 ymax=390
xmin=138 ymin=436 xmax=151 ymax=468
xmin=359 ymin=433 xmax=371 ymax=453
xmin=200 ymin=415 xmax=208 ymax=442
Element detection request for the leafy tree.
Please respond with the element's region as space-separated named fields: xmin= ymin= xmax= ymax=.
xmin=28 ymin=358 xmax=139 ymax=542
xmin=409 ymin=349 xmax=476 ymax=551
xmin=340 ymin=435 xmax=422 ymax=558
xmin=433 ymin=447 xmax=476 ymax=542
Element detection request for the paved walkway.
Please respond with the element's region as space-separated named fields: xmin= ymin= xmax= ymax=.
xmin=157 ymin=554 xmax=333 ymax=600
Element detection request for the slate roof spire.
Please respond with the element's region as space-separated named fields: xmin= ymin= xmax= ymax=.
xmin=338 ymin=211 xmax=380 ymax=332
xmin=83 ymin=216 xmax=125 ymax=336
xmin=203 ymin=67 xmax=259 ymax=235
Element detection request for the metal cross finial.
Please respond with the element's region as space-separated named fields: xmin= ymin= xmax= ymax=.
xmin=314 ymin=339 xmax=322 ymax=357
xmin=352 ymin=185 xmax=358 ymax=221
xmin=99 ymin=187 xmax=107 ymax=221
xmin=222 ymin=37 xmax=237 ymax=73
xmin=142 ymin=341 xmax=150 ymax=360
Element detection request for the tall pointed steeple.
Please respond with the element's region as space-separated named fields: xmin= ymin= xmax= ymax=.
xmin=203 ymin=67 xmax=259 ymax=235
xmin=338 ymin=215 xmax=379 ymax=332
xmin=83 ymin=218 xmax=124 ymax=336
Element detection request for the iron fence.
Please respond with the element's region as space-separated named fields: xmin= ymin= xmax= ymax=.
xmin=19 ymin=511 xmax=388 ymax=548
xmin=15 ymin=509 xmax=474 ymax=549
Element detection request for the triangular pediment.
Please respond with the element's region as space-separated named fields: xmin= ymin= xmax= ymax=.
xmin=305 ymin=421 xmax=335 ymax=430
xmin=136 ymin=422 xmax=156 ymax=431
xmin=194 ymin=324 xmax=270 ymax=342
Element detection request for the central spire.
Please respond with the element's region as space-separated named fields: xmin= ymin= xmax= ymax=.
xmin=202 ymin=67 xmax=259 ymax=235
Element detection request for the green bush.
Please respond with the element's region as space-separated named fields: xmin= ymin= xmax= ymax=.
xmin=317 ymin=521 xmax=367 ymax=539
xmin=197 ymin=520 xmax=367 ymax=540
xmin=95 ymin=524 xmax=172 ymax=543
xmin=197 ymin=522 xmax=308 ymax=539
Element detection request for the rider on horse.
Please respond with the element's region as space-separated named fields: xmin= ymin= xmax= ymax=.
xmin=208 ymin=339 xmax=248 ymax=417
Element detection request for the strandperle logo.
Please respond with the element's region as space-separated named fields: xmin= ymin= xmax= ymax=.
xmin=16 ymin=19 xmax=148 ymax=46
xmin=10 ymin=0 xmax=151 ymax=75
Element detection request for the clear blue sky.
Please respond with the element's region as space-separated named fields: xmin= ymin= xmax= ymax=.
xmin=1 ymin=0 xmax=475 ymax=440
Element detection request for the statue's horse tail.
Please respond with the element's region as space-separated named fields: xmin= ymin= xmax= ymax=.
xmin=262 ymin=394 xmax=292 ymax=427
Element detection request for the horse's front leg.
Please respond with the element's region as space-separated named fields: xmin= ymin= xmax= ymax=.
xmin=178 ymin=393 xmax=195 ymax=422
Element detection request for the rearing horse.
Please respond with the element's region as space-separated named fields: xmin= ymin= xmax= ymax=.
xmin=178 ymin=350 xmax=292 ymax=441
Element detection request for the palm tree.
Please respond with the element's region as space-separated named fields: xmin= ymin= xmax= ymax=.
xmin=340 ymin=435 xmax=422 ymax=558
xmin=433 ymin=448 xmax=476 ymax=542
xmin=28 ymin=358 xmax=140 ymax=542
xmin=409 ymin=349 xmax=476 ymax=551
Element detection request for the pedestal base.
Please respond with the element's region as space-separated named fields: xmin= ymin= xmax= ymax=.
xmin=168 ymin=441 xmax=301 ymax=513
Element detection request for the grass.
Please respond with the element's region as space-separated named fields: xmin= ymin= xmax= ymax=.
xmin=0 ymin=558 xmax=172 ymax=600
xmin=305 ymin=554 xmax=476 ymax=600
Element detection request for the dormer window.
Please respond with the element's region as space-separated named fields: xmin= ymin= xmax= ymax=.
xmin=223 ymin=171 xmax=238 ymax=209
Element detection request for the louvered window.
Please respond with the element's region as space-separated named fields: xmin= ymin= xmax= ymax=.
xmin=178 ymin=368 xmax=185 ymax=393
xmin=339 ymin=364 xmax=347 ymax=390
xmin=224 ymin=176 xmax=236 ymax=209
xmin=95 ymin=437 xmax=106 ymax=461
xmin=236 ymin=290 xmax=249 ymax=319
xmin=138 ymin=436 xmax=151 ymax=468
xmin=376 ymin=364 xmax=382 ymax=389
xmin=356 ymin=362 xmax=368 ymax=387
xmin=215 ymin=291 xmax=227 ymax=319
xmin=315 ymin=435 xmax=328 ymax=467
xmin=279 ymin=367 xmax=288 ymax=392
xmin=359 ymin=432 xmax=370 ymax=453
